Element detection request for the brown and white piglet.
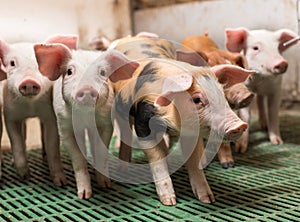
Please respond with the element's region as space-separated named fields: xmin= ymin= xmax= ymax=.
xmin=114 ymin=56 xmax=251 ymax=206
xmin=34 ymin=43 xmax=138 ymax=199
xmin=180 ymin=34 xmax=255 ymax=168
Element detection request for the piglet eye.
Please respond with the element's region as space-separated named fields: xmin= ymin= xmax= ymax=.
xmin=10 ymin=60 xmax=16 ymax=67
xmin=67 ymin=69 xmax=73 ymax=76
xmin=66 ymin=66 xmax=75 ymax=76
xmin=99 ymin=68 xmax=106 ymax=77
xmin=253 ymin=46 xmax=259 ymax=51
xmin=193 ymin=97 xmax=202 ymax=104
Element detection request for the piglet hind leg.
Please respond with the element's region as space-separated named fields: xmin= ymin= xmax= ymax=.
xmin=144 ymin=140 xmax=176 ymax=206
xmin=217 ymin=143 xmax=234 ymax=168
xmin=42 ymin=119 xmax=66 ymax=186
xmin=5 ymin=119 xmax=30 ymax=179
xmin=180 ymin=136 xmax=215 ymax=203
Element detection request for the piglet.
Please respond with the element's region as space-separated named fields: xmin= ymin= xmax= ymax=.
xmin=34 ymin=43 xmax=139 ymax=199
xmin=0 ymin=35 xmax=77 ymax=185
xmin=225 ymin=28 xmax=298 ymax=152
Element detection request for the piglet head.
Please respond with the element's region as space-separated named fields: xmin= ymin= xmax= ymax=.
xmin=35 ymin=44 xmax=139 ymax=107
xmin=225 ymin=27 xmax=298 ymax=76
xmin=73 ymin=49 xmax=139 ymax=107
xmin=154 ymin=64 xmax=250 ymax=140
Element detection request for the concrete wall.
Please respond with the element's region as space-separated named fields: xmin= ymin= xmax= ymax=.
xmin=0 ymin=0 xmax=132 ymax=48
xmin=134 ymin=0 xmax=300 ymax=102
xmin=0 ymin=0 xmax=133 ymax=149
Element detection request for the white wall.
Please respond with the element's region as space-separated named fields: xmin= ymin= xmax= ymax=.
xmin=0 ymin=0 xmax=132 ymax=48
xmin=134 ymin=0 xmax=300 ymax=101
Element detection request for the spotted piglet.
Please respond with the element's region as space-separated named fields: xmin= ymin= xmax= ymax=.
xmin=0 ymin=35 xmax=77 ymax=184
xmin=34 ymin=42 xmax=139 ymax=199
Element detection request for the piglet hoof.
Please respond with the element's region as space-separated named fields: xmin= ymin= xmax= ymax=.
xmin=193 ymin=186 xmax=215 ymax=204
xmin=77 ymin=186 xmax=93 ymax=199
xmin=160 ymin=195 xmax=177 ymax=206
xmin=95 ymin=172 xmax=111 ymax=188
xmin=270 ymin=135 xmax=283 ymax=145
xmin=199 ymin=193 xmax=215 ymax=204
xmin=52 ymin=172 xmax=67 ymax=186
xmin=221 ymin=161 xmax=235 ymax=169
xmin=16 ymin=166 xmax=31 ymax=180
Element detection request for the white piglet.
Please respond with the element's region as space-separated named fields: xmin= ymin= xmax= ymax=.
xmin=34 ymin=42 xmax=139 ymax=199
xmin=225 ymin=28 xmax=298 ymax=152
xmin=0 ymin=35 xmax=76 ymax=185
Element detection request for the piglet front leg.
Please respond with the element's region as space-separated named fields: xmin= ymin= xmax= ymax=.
xmin=42 ymin=118 xmax=66 ymax=186
xmin=217 ymin=142 xmax=234 ymax=168
xmin=61 ymin=129 xmax=92 ymax=199
xmin=181 ymin=136 xmax=215 ymax=203
xmin=5 ymin=119 xmax=29 ymax=179
xmin=88 ymin=127 xmax=112 ymax=188
xmin=235 ymin=107 xmax=250 ymax=153
xmin=257 ymin=95 xmax=268 ymax=131
xmin=143 ymin=140 xmax=176 ymax=206
xmin=267 ymin=93 xmax=283 ymax=145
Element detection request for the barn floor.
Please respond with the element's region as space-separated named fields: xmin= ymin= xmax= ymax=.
xmin=1 ymin=110 xmax=300 ymax=222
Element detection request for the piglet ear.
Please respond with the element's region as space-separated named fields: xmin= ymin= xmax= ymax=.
xmin=225 ymin=28 xmax=248 ymax=52
xmin=176 ymin=50 xmax=208 ymax=66
xmin=34 ymin=43 xmax=72 ymax=81
xmin=0 ymin=39 xmax=10 ymax=63
xmin=154 ymin=73 xmax=193 ymax=107
xmin=45 ymin=35 xmax=78 ymax=50
xmin=135 ymin=31 xmax=159 ymax=39
xmin=276 ymin=29 xmax=298 ymax=52
xmin=89 ymin=36 xmax=112 ymax=50
xmin=211 ymin=64 xmax=255 ymax=88
xmin=0 ymin=63 xmax=6 ymax=81
xmin=105 ymin=49 xmax=139 ymax=82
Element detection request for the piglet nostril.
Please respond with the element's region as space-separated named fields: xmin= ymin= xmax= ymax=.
xmin=274 ymin=61 xmax=288 ymax=74
xmin=76 ymin=91 xmax=84 ymax=99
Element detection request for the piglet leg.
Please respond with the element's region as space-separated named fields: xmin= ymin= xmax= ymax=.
xmin=0 ymin=113 xmax=2 ymax=179
xmin=89 ymin=126 xmax=112 ymax=188
xmin=144 ymin=140 xmax=176 ymax=206
xmin=42 ymin=118 xmax=66 ymax=186
xmin=257 ymin=95 xmax=268 ymax=131
xmin=62 ymin=130 xmax=92 ymax=199
xmin=181 ymin=137 xmax=215 ymax=204
xmin=217 ymin=142 xmax=234 ymax=168
xmin=267 ymin=93 xmax=283 ymax=144
xmin=5 ymin=119 xmax=29 ymax=179
xmin=235 ymin=107 xmax=250 ymax=153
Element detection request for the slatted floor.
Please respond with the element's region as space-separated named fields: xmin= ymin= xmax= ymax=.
xmin=1 ymin=112 xmax=300 ymax=221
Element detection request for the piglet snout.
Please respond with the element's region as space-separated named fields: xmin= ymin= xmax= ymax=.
xmin=19 ymin=79 xmax=41 ymax=96
xmin=76 ymin=85 xmax=98 ymax=105
xmin=224 ymin=118 xmax=248 ymax=141
xmin=273 ymin=60 xmax=288 ymax=74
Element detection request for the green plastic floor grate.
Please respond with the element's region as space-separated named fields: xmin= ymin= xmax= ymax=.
xmin=1 ymin=112 xmax=300 ymax=222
